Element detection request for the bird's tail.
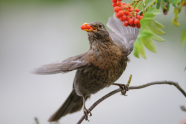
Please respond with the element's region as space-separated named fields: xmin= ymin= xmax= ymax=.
xmin=48 ymin=89 xmax=87 ymax=122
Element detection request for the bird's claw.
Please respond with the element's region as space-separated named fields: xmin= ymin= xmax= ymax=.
xmin=119 ymin=84 xmax=129 ymax=96
xmin=84 ymin=108 xmax=92 ymax=121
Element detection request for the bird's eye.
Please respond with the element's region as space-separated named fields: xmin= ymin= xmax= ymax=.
xmin=98 ymin=24 xmax=102 ymax=28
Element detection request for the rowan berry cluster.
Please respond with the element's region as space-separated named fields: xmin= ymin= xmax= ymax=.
xmin=112 ymin=0 xmax=143 ymax=28
xmin=80 ymin=23 xmax=93 ymax=30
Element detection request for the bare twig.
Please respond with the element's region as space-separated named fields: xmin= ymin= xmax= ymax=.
xmin=77 ymin=81 xmax=186 ymax=124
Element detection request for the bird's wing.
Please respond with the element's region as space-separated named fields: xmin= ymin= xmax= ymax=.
xmin=107 ymin=13 xmax=139 ymax=55
xmin=33 ymin=53 xmax=89 ymax=75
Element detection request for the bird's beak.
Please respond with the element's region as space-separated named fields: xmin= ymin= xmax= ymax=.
xmin=81 ymin=23 xmax=97 ymax=32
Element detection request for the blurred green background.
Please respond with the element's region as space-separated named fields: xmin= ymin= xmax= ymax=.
xmin=0 ymin=0 xmax=186 ymax=124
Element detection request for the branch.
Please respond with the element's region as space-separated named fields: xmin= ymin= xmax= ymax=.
xmin=77 ymin=81 xmax=186 ymax=124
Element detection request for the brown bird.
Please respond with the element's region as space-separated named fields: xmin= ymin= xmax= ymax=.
xmin=34 ymin=14 xmax=139 ymax=122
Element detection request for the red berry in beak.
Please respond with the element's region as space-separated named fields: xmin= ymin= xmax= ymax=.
xmin=80 ymin=25 xmax=86 ymax=30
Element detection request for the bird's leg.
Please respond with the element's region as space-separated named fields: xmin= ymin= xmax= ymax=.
xmin=83 ymin=96 xmax=92 ymax=121
xmin=112 ymin=83 xmax=129 ymax=95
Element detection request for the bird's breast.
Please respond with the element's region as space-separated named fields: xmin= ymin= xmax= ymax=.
xmin=87 ymin=44 xmax=128 ymax=84
xmin=89 ymin=44 xmax=125 ymax=70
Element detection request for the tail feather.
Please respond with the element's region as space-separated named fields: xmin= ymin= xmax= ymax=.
xmin=48 ymin=90 xmax=84 ymax=122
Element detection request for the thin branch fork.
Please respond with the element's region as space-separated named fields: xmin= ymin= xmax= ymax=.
xmin=77 ymin=80 xmax=186 ymax=124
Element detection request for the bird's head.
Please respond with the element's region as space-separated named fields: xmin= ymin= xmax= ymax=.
xmin=81 ymin=22 xmax=110 ymax=42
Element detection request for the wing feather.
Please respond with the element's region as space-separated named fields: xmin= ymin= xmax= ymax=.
xmin=33 ymin=53 xmax=89 ymax=75
xmin=107 ymin=13 xmax=139 ymax=55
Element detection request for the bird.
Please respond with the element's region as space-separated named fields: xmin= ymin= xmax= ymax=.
xmin=34 ymin=13 xmax=139 ymax=122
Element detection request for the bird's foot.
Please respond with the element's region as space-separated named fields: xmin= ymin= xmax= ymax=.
xmin=83 ymin=108 xmax=92 ymax=121
xmin=120 ymin=84 xmax=129 ymax=96
xmin=113 ymin=83 xmax=129 ymax=96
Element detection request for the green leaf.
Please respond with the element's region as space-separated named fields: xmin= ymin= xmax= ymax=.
xmin=144 ymin=13 xmax=156 ymax=18
xmin=148 ymin=24 xmax=165 ymax=35
xmin=175 ymin=13 xmax=179 ymax=19
xmin=140 ymin=18 xmax=153 ymax=28
xmin=172 ymin=18 xmax=180 ymax=26
xmin=161 ymin=0 xmax=165 ymax=10
xmin=161 ymin=0 xmax=170 ymax=15
xmin=136 ymin=1 xmax=143 ymax=11
xmin=171 ymin=0 xmax=181 ymax=7
xmin=181 ymin=28 xmax=186 ymax=45
xmin=133 ymin=42 xmax=140 ymax=58
xmin=136 ymin=38 xmax=146 ymax=59
xmin=141 ymin=38 xmax=157 ymax=53
xmin=135 ymin=1 xmax=143 ymax=9
xmin=167 ymin=2 xmax=170 ymax=12
xmin=152 ymin=20 xmax=164 ymax=28
xmin=181 ymin=28 xmax=186 ymax=41
xmin=156 ymin=0 xmax=161 ymax=9
xmin=171 ymin=0 xmax=177 ymax=7
xmin=184 ymin=67 xmax=186 ymax=71
xmin=138 ymin=29 xmax=154 ymax=38
xmin=146 ymin=8 xmax=161 ymax=14
xmin=172 ymin=6 xmax=182 ymax=26
xmin=151 ymin=33 xmax=165 ymax=42
xmin=174 ymin=7 xmax=181 ymax=16
xmin=139 ymin=0 xmax=156 ymax=14
xmin=144 ymin=26 xmax=165 ymax=42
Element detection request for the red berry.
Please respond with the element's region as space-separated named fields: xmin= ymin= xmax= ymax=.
xmin=137 ymin=15 xmax=140 ymax=19
xmin=80 ymin=25 xmax=86 ymax=30
xmin=116 ymin=12 xmax=120 ymax=18
xmin=124 ymin=21 xmax=129 ymax=26
xmin=129 ymin=8 xmax=134 ymax=12
xmin=136 ymin=23 xmax=141 ymax=28
xmin=112 ymin=0 xmax=117 ymax=3
xmin=118 ymin=10 xmax=124 ymax=17
xmin=140 ymin=16 xmax=143 ymax=19
xmin=84 ymin=25 xmax=88 ymax=29
xmin=126 ymin=16 xmax=130 ymax=20
xmin=114 ymin=6 xmax=122 ymax=12
xmin=122 ymin=2 xmax=126 ymax=5
xmin=116 ymin=1 xmax=122 ymax=5
xmin=134 ymin=19 xmax=139 ymax=25
xmin=126 ymin=3 xmax=130 ymax=6
xmin=120 ymin=17 xmax=124 ymax=21
xmin=125 ymin=11 xmax=129 ymax=15
xmin=118 ymin=0 xmax=122 ymax=1
xmin=112 ymin=3 xmax=117 ymax=7
xmin=128 ymin=18 xmax=134 ymax=25
xmin=123 ymin=10 xmax=127 ymax=14
xmin=86 ymin=25 xmax=91 ymax=29
xmin=136 ymin=8 xmax=140 ymax=12
xmin=120 ymin=15 xmax=127 ymax=21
